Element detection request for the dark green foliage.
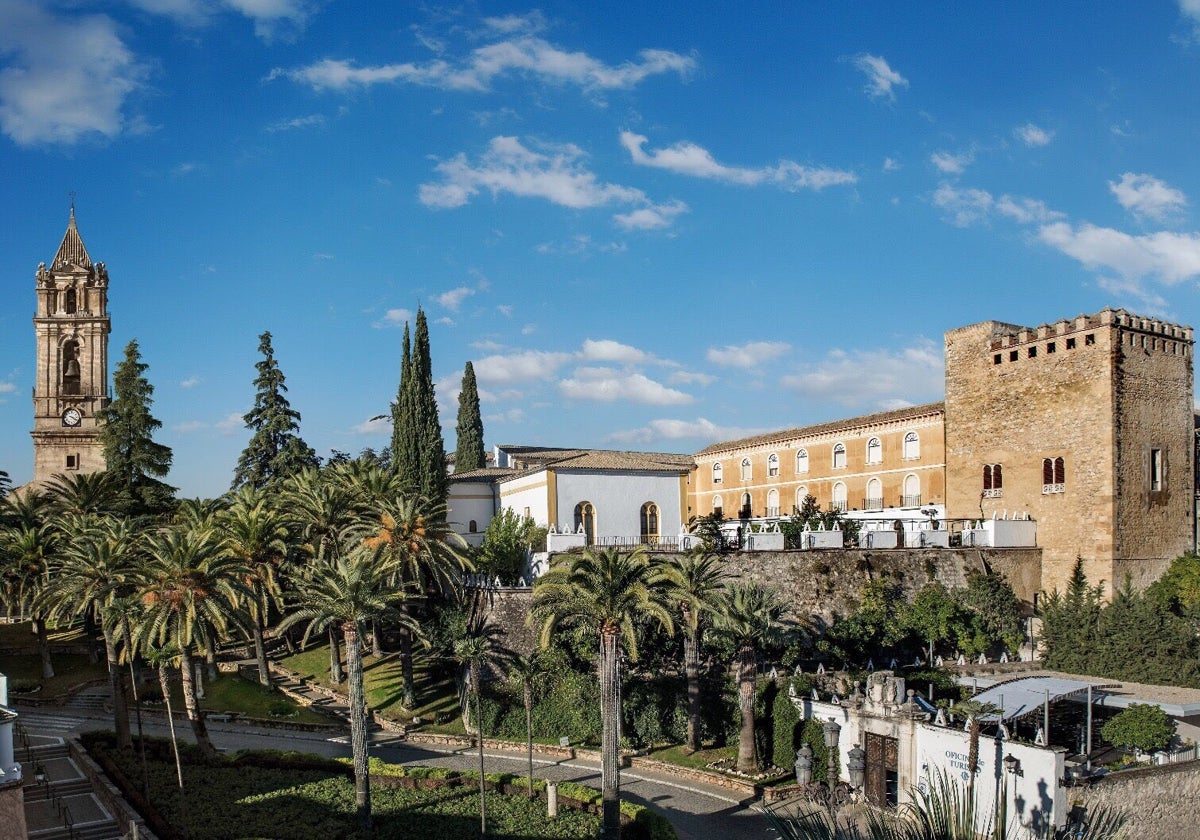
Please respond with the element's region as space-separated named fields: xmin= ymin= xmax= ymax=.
xmin=100 ymin=339 xmax=176 ymax=514
xmin=902 ymin=582 xmax=962 ymax=656
xmin=1147 ymin=552 xmax=1200 ymax=615
xmin=771 ymin=680 xmax=802 ymax=769
xmin=1101 ymin=703 xmax=1176 ymax=754
xmin=232 ymin=331 xmax=318 ymax=490
xmin=475 ymin=508 xmax=547 ymax=583
xmin=818 ymin=579 xmax=907 ymax=665
xmin=954 ymin=570 xmax=1024 ymax=656
xmin=1041 ymin=560 xmax=1200 ymax=687
xmin=689 ymin=513 xmax=728 ymax=553
xmin=0 ymin=470 xmax=10 ymax=498
xmin=390 ymin=310 xmax=446 ymax=504
xmin=624 ymin=677 xmax=688 ymax=747
xmin=780 ymin=495 xmax=859 ymax=548
xmin=798 ymin=717 xmax=831 ymax=784
xmin=453 ymin=360 xmax=485 ymax=473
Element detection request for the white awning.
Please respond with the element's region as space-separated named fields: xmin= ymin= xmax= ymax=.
xmin=970 ymin=676 xmax=1118 ymax=722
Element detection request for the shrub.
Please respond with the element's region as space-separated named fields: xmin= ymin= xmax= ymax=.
xmin=1101 ymin=703 xmax=1176 ymax=754
xmin=771 ymin=681 xmax=802 ymax=769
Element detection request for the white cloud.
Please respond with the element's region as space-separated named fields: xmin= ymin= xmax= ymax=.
xmin=484 ymin=407 xmax=526 ymax=424
xmin=520 ymin=324 xmax=537 ymax=335
xmin=853 ymin=54 xmax=908 ymax=100
xmin=930 ymin=150 xmax=974 ymax=175
xmin=435 ymin=316 xmax=454 ymax=326
xmin=127 ymin=0 xmax=211 ymax=26
xmin=173 ymin=420 xmax=208 ymax=433
xmin=352 ymin=416 xmax=391 ymax=435
xmin=0 ymin=1 xmax=148 ymax=145
xmin=609 ymin=417 xmax=761 ymax=445
xmin=580 ymin=339 xmax=652 ymax=364
xmin=473 ymin=349 xmax=572 ymax=385
xmin=270 ymin=36 xmax=694 ymax=93
xmin=933 ymin=184 xmax=1062 ymax=227
xmin=222 ymin=0 xmax=312 ymax=41
xmin=1182 ymin=0 xmax=1200 ymax=36
xmin=216 ymin=412 xmax=244 ymax=434
xmin=668 ymin=370 xmax=716 ymax=387
xmin=421 ymin=136 xmax=682 ymax=229
xmin=1095 ymin=275 xmax=1169 ymax=314
xmin=705 ymin=341 xmax=791 ymax=369
xmin=482 ymin=11 xmax=547 ymax=36
xmin=535 ymin=234 xmax=626 ymax=255
xmin=0 ymin=380 xmax=17 ymax=394
xmin=883 ymin=157 xmax=900 ymax=172
xmin=613 ymin=200 xmax=688 ymax=230
xmin=436 ymin=286 xmax=475 ymax=311
xmin=496 ymin=305 xmax=513 ymax=317
xmin=559 ymin=368 xmax=693 ymax=405
xmin=1108 ymin=172 xmax=1187 ymax=222
xmin=312 ymin=252 xmax=335 ymax=260
xmin=780 ymin=341 xmax=944 ymax=409
xmin=620 ymin=132 xmax=856 ymax=190
xmin=267 ymin=113 xmax=325 ymax=132
xmin=179 ymin=376 xmax=200 ymax=388
xmin=1038 ymin=221 xmax=1200 ymax=285
xmin=1014 ymin=123 xmax=1054 ymax=147
xmin=373 ymin=308 xmax=413 ymax=329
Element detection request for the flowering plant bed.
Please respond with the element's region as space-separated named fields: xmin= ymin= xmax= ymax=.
xmin=704 ymin=756 xmax=790 ymax=783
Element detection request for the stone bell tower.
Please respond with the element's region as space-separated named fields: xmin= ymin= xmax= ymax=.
xmin=31 ymin=206 xmax=110 ymax=484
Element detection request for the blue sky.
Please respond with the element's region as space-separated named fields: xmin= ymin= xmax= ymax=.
xmin=3 ymin=2 xmax=1200 ymax=498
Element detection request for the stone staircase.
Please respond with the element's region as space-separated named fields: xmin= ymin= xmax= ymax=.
xmin=22 ymin=739 xmax=124 ymax=840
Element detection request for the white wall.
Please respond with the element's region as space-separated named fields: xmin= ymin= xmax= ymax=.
xmin=499 ymin=471 xmax=551 ymax=527
xmin=446 ymin=482 xmax=497 ymax=547
xmin=552 ymin=470 xmax=683 ymax=539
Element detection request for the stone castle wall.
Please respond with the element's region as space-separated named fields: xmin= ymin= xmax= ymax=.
xmin=477 ymin=547 xmax=1043 ymax=654
xmin=1072 ymin=760 xmax=1200 ymax=840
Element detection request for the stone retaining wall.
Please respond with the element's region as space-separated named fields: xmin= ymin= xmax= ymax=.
xmin=1071 ymin=760 xmax=1200 ymax=840
xmin=68 ymin=736 xmax=160 ymax=840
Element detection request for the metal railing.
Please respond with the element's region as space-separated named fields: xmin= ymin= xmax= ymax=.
xmin=900 ymin=494 xmax=922 ymax=507
xmin=862 ymin=497 xmax=884 ymax=510
xmin=1042 ymin=483 xmax=1064 ymax=495
xmin=595 ymin=535 xmax=683 ymax=550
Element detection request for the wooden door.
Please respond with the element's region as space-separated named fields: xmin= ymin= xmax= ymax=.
xmin=864 ymin=732 xmax=899 ymax=807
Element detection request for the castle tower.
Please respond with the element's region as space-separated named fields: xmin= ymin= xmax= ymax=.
xmin=31 ymin=206 xmax=110 ymax=484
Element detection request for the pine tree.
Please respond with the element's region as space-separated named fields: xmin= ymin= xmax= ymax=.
xmin=101 ymin=339 xmax=175 ymax=514
xmin=232 ymin=331 xmax=318 ymax=490
xmin=454 ymin=361 xmax=485 ymax=473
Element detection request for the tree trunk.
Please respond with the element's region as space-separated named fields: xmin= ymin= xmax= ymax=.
xmin=158 ymin=664 xmax=190 ymax=840
xmin=178 ymin=647 xmax=216 ymax=758
xmin=399 ymin=628 xmax=416 ymax=708
xmin=344 ymin=620 xmax=372 ymax=834
xmin=525 ymin=684 xmax=534 ymax=797
xmin=474 ymin=664 xmax=486 ymax=838
xmin=599 ymin=627 xmax=622 ymax=840
xmin=205 ymin=644 xmax=217 ymax=682
xmin=35 ymin=617 xmax=55 ymax=680
xmin=684 ymin=630 xmax=702 ymax=753
xmin=252 ymin=615 xmax=271 ymax=687
xmin=102 ymin=624 xmax=132 ymax=748
xmin=329 ymin=626 xmax=344 ymax=684
xmin=371 ymin=619 xmax=385 ymax=656
xmin=967 ymin=718 xmax=980 ymax=804
xmin=736 ymin=643 xmax=757 ymax=774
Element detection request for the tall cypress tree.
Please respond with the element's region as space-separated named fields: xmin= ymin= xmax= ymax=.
xmin=391 ymin=323 xmax=420 ymax=493
xmin=101 ymin=339 xmax=175 ymax=514
xmin=232 ymin=331 xmax=318 ymax=490
xmin=411 ymin=309 xmax=447 ymax=503
xmin=454 ymin=361 xmax=485 ymax=473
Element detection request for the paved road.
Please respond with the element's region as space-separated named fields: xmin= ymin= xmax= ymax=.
xmin=14 ymin=706 xmax=776 ymax=840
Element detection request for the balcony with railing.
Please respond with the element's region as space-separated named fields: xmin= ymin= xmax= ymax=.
xmin=830 ymin=500 xmax=848 ymax=513
xmin=900 ymin=494 xmax=922 ymax=508
xmin=862 ymin=497 xmax=884 ymax=511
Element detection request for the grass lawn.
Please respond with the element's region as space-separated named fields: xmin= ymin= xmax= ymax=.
xmin=279 ymin=644 xmax=463 ymax=731
xmin=647 ymin=744 xmax=737 ymax=772
xmin=4 ymin=653 xmax=109 ymax=697
xmin=194 ymin=672 xmax=331 ymax=725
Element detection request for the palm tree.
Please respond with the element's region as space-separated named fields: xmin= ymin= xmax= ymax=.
xmin=508 ymin=652 xmax=550 ymax=797
xmin=716 ymin=581 xmax=789 ymax=774
xmin=144 ymin=642 xmax=191 ymax=840
xmin=356 ymin=492 xmax=471 ymax=708
xmin=42 ymin=470 xmax=121 ymax=516
xmin=38 ymin=515 xmax=141 ymax=746
xmin=663 ymin=553 xmax=730 ymax=753
xmin=278 ymin=546 xmax=421 ymax=834
xmin=948 ymin=698 xmax=1002 ymax=805
xmin=132 ymin=525 xmax=250 ymax=757
xmin=452 ymin=620 xmax=513 ymax=838
xmin=530 ymin=547 xmax=673 ymax=840
xmin=221 ymin=486 xmax=290 ymax=686
xmin=0 ymin=516 xmax=59 ymax=679
xmin=173 ymin=497 xmax=227 ymax=530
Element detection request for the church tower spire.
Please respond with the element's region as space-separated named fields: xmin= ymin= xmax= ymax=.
xmin=31 ymin=206 xmax=111 ymax=483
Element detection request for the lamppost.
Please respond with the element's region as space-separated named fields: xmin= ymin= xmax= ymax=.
xmin=847 ymin=744 xmax=866 ymax=800
xmin=1003 ymin=754 xmax=1021 ymax=837
xmin=822 ymin=718 xmax=841 ymax=788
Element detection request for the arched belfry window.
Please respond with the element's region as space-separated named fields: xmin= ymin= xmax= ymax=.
xmin=574 ymin=501 xmax=596 ymax=544
xmin=640 ymin=502 xmax=660 ymax=543
xmin=61 ymin=340 xmax=81 ymax=396
xmin=64 ymin=287 xmax=77 ymax=314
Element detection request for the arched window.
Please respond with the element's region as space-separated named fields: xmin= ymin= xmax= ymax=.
xmin=766 ymin=489 xmax=780 ymax=517
xmin=795 ymin=486 xmax=809 ymax=514
xmin=712 ymin=462 xmax=723 ymax=484
xmin=768 ymin=453 xmax=780 ymax=476
xmin=739 ymin=492 xmax=752 ymax=519
xmin=1043 ymin=457 xmax=1065 ymax=494
xmin=866 ymin=437 xmax=882 ymax=465
xmin=831 ymin=482 xmax=847 ymax=512
xmin=865 ymin=478 xmax=882 ymax=510
xmin=468 ymin=520 xmax=478 ymax=533
xmin=61 ymin=339 xmax=81 ymax=396
xmin=640 ymin=502 xmax=660 ymax=542
xmin=983 ymin=464 xmax=1003 ymax=497
xmin=574 ymin=501 xmax=596 ymax=544
xmin=64 ymin=287 xmax=77 ymax=314
xmin=902 ymin=474 xmax=920 ymax=507
xmin=832 ymin=443 xmax=846 ymax=469
xmin=712 ymin=495 xmax=723 ymax=519
xmin=740 ymin=458 xmax=752 ymax=481
xmin=903 ymin=432 xmax=920 ymax=459
xmin=796 ymin=449 xmax=809 ymax=474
